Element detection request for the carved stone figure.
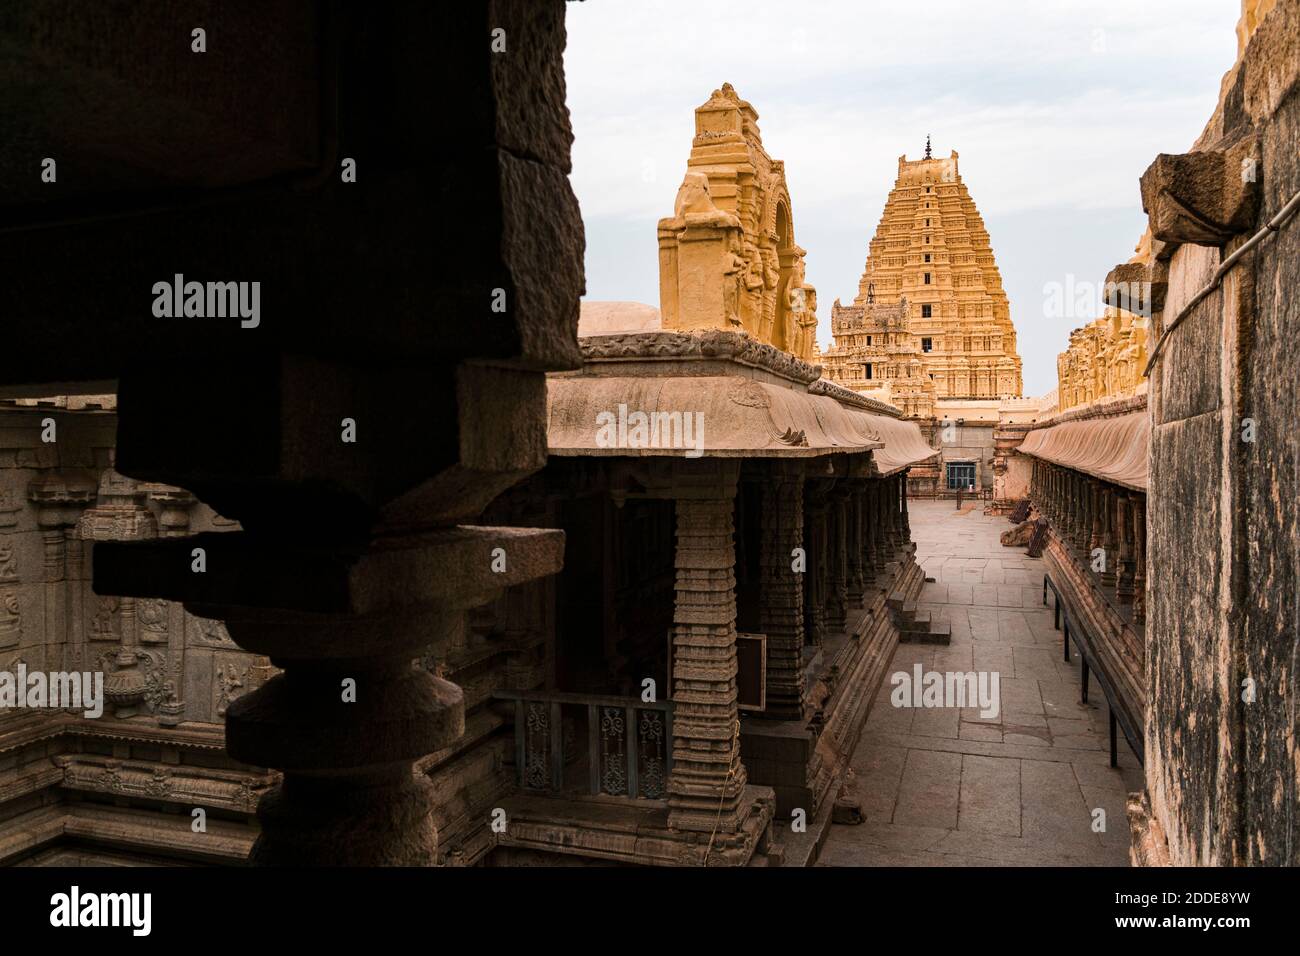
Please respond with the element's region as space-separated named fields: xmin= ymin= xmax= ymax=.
xmin=0 ymin=546 xmax=16 ymax=582
xmin=0 ymin=589 xmax=20 ymax=647
xmin=89 ymin=596 xmax=121 ymax=640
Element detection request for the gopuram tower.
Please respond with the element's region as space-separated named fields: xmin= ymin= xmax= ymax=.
xmin=822 ymin=140 xmax=1023 ymax=414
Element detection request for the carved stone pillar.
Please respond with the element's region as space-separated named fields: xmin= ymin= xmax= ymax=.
xmin=893 ymin=474 xmax=907 ymax=542
xmin=1099 ymin=486 xmax=1118 ymax=588
xmin=879 ymin=475 xmax=893 ymax=550
xmin=803 ymin=478 xmax=831 ymax=647
xmin=27 ymin=474 xmax=96 ymax=661
xmin=899 ymin=470 xmax=911 ymax=540
xmin=1066 ymin=470 xmax=1076 ymax=546
xmin=843 ymin=481 xmax=865 ymax=607
xmin=1132 ymin=495 xmax=1147 ymax=625
xmin=145 ymin=484 xmax=198 ymax=538
xmin=758 ymin=463 xmax=805 ymax=720
xmin=1115 ymin=492 xmax=1136 ymax=604
xmin=824 ymin=483 xmax=848 ymax=633
xmin=1087 ymin=480 xmax=1102 ymax=558
xmin=1074 ymin=473 xmax=1091 ymax=555
xmin=874 ymin=478 xmax=891 ymax=562
xmin=78 ymin=470 xmax=158 ymax=718
xmin=667 ymin=478 xmax=747 ymax=834
xmin=856 ymin=480 xmax=878 ymax=589
xmin=1058 ymin=468 xmax=1067 ymax=527
xmin=1054 ymin=469 xmax=1066 ymax=533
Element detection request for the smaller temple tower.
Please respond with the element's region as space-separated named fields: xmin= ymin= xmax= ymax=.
xmin=657 ymin=83 xmax=818 ymax=361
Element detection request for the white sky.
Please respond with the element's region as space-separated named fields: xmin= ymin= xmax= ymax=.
xmin=563 ymin=0 xmax=1241 ymax=396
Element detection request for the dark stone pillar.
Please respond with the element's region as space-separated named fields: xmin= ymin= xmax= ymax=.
xmin=1132 ymin=495 xmax=1147 ymax=626
xmin=824 ymin=482 xmax=849 ymax=632
xmin=1099 ymin=485 xmax=1118 ymax=588
xmin=844 ymin=481 xmax=866 ymax=607
xmin=1115 ymin=492 xmax=1136 ymax=604
xmin=759 ymin=463 xmax=805 ymax=719
xmin=22 ymin=2 xmax=588 ymax=865
xmin=803 ymin=478 xmax=832 ymax=647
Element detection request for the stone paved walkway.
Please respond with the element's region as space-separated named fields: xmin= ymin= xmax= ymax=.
xmin=819 ymin=500 xmax=1140 ymax=866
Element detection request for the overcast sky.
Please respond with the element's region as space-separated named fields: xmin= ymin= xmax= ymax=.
xmin=563 ymin=0 xmax=1241 ymax=396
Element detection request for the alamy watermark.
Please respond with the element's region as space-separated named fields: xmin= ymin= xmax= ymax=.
xmin=1043 ymin=276 xmax=1153 ymax=319
xmin=152 ymin=274 xmax=260 ymax=328
xmin=891 ymin=664 xmax=1000 ymax=719
xmin=595 ymin=404 xmax=705 ymax=458
xmin=0 ymin=665 xmax=103 ymax=718
xmin=50 ymin=886 xmax=151 ymax=936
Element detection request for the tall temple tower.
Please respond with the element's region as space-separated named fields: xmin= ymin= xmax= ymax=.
xmin=822 ymin=144 xmax=1023 ymax=411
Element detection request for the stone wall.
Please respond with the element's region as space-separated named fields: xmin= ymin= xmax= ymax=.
xmin=1133 ymin=0 xmax=1299 ymax=865
xmin=0 ymin=403 xmax=271 ymax=864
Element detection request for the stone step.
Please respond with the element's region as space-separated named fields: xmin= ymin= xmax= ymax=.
xmin=898 ymin=621 xmax=952 ymax=645
xmin=901 ymin=610 xmax=932 ymax=631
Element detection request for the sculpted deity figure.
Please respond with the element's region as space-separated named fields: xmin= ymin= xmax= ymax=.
xmin=785 ymin=258 xmax=810 ymax=353
xmin=1 ymin=591 xmax=18 ymax=621
xmin=793 ymin=284 xmax=818 ymax=360
xmin=673 ymin=171 xmax=716 ymax=218
xmin=741 ymin=241 xmax=765 ymax=335
xmin=723 ymin=232 xmax=747 ymax=329
xmin=759 ymin=244 xmax=780 ymax=341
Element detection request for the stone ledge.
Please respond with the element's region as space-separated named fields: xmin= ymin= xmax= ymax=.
xmin=573 ymin=330 xmax=822 ymax=386
xmin=495 ymin=786 xmax=775 ymax=866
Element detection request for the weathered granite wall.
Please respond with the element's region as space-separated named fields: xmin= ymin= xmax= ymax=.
xmin=1134 ymin=0 xmax=1299 ymax=865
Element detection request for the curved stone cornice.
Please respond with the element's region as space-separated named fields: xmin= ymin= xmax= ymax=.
xmin=578 ymin=330 xmax=823 ymax=386
xmin=807 ymin=379 xmax=903 ymax=419
xmin=1030 ymin=392 xmax=1148 ymax=431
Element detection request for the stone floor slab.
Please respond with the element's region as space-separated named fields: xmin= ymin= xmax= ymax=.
xmin=820 ymin=501 xmax=1131 ymax=868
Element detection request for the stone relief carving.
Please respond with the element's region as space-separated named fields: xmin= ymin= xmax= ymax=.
xmin=215 ymin=658 xmax=272 ymax=717
xmin=138 ymin=598 xmax=169 ymax=644
xmin=144 ymin=767 xmax=173 ymax=798
xmin=190 ymin=613 xmax=236 ymax=648
xmin=0 ymin=484 xmax=19 ymax=529
xmin=138 ymin=649 xmax=179 ymax=713
xmin=0 ymin=588 xmax=19 ymax=649
xmin=0 ymin=546 xmax=19 ymax=650
xmin=88 ymin=596 xmax=121 ymax=641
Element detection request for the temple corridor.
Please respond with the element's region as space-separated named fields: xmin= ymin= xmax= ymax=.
xmin=819 ymin=501 xmax=1141 ymax=866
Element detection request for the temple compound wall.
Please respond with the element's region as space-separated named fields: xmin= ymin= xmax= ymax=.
xmin=1128 ymin=0 xmax=1299 ymax=866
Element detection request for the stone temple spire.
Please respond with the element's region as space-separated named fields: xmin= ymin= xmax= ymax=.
xmin=819 ymin=143 xmax=1024 ymax=404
